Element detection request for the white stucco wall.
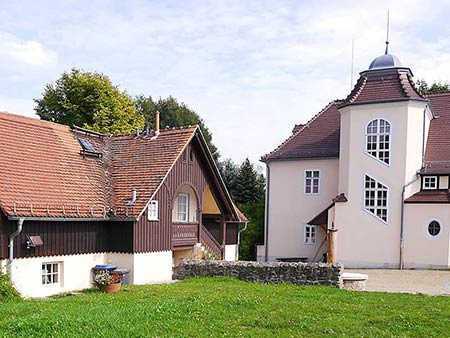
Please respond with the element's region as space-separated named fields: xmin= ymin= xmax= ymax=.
xmin=5 ymin=250 xmax=173 ymax=298
xmin=335 ymin=100 xmax=429 ymax=268
xmin=132 ymin=251 xmax=172 ymax=285
xmin=225 ymin=244 xmax=238 ymax=261
xmin=266 ymin=158 xmax=339 ymax=261
xmin=7 ymin=253 xmax=107 ymax=298
xmin=404 ymin=204 xmax=450 ymax=269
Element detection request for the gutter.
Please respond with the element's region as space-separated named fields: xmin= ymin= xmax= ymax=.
xmin=236 ymin=221 xmax=248 ymax=260
xmin=9 ymin=218 xmax=25 ymax=264
xmin=264 ymin=164 xmax=271 ymax=262
xmin=400 ymin=175 xmax=419 ymax=270
xmin=421 ymin=104 xmax=429 ymax=168
xmin=8 ymin=216 xmax=108 ymax=222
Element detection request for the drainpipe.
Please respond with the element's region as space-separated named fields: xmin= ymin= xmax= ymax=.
xmin=264 ymin=164 xmax=271 ymax=262
xmin=9 ymin=218 xmax=24 ymax=264
xmin=236 ymin=221 xmax=248 ymax=260
xmin=400 ymin=176 xmax=419 ymax=270
xmin=421 ymin=104 xmax=429 ymax=168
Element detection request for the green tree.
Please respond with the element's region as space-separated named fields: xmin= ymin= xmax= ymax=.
xmin=218 ymin=158 xmax=239 ymax=199
xmin=135 ymin=95 xmax=219 ymax=161
xmin=34 ymin=69 xmax=144 ymax=134
xmin=220 ymin=157 xmax=266 ymax=261
xmin=416 ymin=79 xmax=450 ymax=94
xmin=234 ymin=158 xmax=265 ymax=205
xmin=238 ymin=202 xmax=265 ymax=261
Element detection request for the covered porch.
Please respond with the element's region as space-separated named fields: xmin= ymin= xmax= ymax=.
xmin=171 ymin=185 xmax=239 ymax=259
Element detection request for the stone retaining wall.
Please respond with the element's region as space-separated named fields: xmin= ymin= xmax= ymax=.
xmin=174 ymin=259 xmax=343 ymax=288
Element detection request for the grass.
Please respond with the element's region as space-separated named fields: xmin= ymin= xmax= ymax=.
xmin=0 ymin=277 xmax=449 ymax=337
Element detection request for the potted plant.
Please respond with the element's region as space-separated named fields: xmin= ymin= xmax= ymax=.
xmin=94 ymin=270 xmax=122 ymax=293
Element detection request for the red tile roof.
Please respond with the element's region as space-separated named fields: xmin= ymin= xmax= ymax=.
xmin=108 ymin=126 xmax=197 ymax=217
xmin=234 ymin=204 xmax=249 ymax=222
xmin=405 ymin=190 xmax=450 ymax=203
xmin=262 ymin=101 xmax=341 ymax=161
xmin=0 ymin=111 xmax=200 ymax=219
xmin=0 ymin=112 xmax=108 ymax=218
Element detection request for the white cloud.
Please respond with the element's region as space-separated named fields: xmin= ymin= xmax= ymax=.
xmin=0 ymin=96 xmax=37 ymax=117
xmin=0 ymin=32 xmax=57 ymax=66
xmin=0 ymin=0 xmax=449 ymax=164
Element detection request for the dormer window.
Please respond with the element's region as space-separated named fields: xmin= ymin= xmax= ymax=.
xmin=422 ymin=176 xmax=438 ymax=190
xmin=366 ymin=119 xmax=391 ymax=165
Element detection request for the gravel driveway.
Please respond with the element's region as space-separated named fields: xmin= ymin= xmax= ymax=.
xmin=348 ymin=269 xmax=450 ymax=296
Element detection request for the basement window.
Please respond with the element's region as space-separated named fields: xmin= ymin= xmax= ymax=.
xmin=422 ymin=176 xmax=438 ymax=190
xmin=304 ymin=225 xmax=316 ymax=245
xmin=147 ymin=200 xmax=159 ymax=221
xmin=42 ymin=262 xmax=61 ymax=285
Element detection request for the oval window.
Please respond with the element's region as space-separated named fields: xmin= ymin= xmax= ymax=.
xmin=428 ymin=221 xmax=441 ymax=237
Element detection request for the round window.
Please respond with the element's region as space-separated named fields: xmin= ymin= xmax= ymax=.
xmin=428 ymin=221 xmax=441 ymax=237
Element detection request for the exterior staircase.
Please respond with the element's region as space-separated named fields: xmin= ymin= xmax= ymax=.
xmin=200 ymin=224 xmax=223 ymax=258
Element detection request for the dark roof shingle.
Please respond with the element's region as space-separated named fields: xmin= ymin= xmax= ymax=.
xmin=422 ymin=92 xmax=450 ymax=174
xmin=262 ymin=101 xmax=341 ymax=161
xmin=405 ymin=190 xmax=450 ymax=203
xmin=340 ymin=69 xmax=425 ymax=107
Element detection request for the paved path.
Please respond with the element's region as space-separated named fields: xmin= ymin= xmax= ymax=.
xmin=348 ymin=269 xmax=450 ymax=296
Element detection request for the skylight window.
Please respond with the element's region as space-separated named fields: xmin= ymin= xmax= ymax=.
xmin=77 ymin=138 xmax=101 ymax=158
xmin=78 ymin=138 xmax=96 ymax=152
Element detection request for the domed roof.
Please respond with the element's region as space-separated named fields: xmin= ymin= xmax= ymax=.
xmin=369 ymin=53 xmax=402 ymax=70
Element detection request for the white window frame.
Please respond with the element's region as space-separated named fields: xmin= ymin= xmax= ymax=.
xmin=177 ymin=193 xmax=189 ymax=222
xmin=304 ymin=224 xmax=316 ymax=245
xmin=422 ymin=176 xmax=438 ymax=190
xmin=42 ymin=262 xmax=61 ymax=285
xmin=304 ymin=170 xmax=321 ymax=195
xmin=363 ymin=174 xmax=388 ymax=223
xmin=365 ymin=118 xmax=391 ymax=166
xmin=147 ymin=200 xmax=159 ymax=221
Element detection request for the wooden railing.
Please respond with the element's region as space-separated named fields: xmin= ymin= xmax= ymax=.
xmin=200 ymin=224 xmax=222 ymax=258
xmin=172 ymin=222 xmax=199 ymax=246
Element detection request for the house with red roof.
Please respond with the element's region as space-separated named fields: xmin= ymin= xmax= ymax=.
xmin=0 ymin=112 xmax=247 ymax=297
xmin=261 ymin=50 xmax=450 ymax=269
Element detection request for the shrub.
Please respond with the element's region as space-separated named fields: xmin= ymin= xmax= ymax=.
xmin=0 ymin=271 xmax=21 ymax=301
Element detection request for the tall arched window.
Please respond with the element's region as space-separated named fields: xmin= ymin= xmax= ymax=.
xmin=366 ymin=119 xmax=391 ymax=165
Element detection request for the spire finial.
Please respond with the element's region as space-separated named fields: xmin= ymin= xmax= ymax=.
xmin=385 ymin=10 xmax=390 ymax=55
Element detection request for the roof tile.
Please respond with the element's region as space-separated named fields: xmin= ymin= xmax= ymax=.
xmin=0 ymin=111 xmax=196 ymax=219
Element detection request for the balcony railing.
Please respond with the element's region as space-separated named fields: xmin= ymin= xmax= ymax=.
xmin=172 ymin=222 xmax=223 ymax=259
xmin=172 ymin=222 xmax=199 ymax=246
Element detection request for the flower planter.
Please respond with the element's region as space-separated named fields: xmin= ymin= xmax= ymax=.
xmin=97 ymin=282 xmax=122 ymax=293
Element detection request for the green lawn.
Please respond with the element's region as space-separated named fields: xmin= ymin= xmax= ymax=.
xmin=0 ymin=278 xmax=449 ymax=337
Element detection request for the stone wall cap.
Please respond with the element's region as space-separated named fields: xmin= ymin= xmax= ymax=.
xmin=342 ymin=272 xmax=368 ymax=281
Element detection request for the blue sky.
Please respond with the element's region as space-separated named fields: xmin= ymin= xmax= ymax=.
xmin=1 ymin=1 xmax=450 ymax=165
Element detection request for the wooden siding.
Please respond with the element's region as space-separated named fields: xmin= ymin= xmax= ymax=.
xmin=226 ymin=223 xmax=238 ymax=245
xmin=0 ymin=212 xmax=133 ymax=259
xmin=133 ymin=140 xmax=229 ymax=253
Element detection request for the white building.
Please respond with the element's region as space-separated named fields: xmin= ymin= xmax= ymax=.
xmin=260 ymin=51 xmax=450 ymax=269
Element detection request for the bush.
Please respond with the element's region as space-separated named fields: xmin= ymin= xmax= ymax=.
xmin=0 ymin=271 xmax=21 ymax=301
